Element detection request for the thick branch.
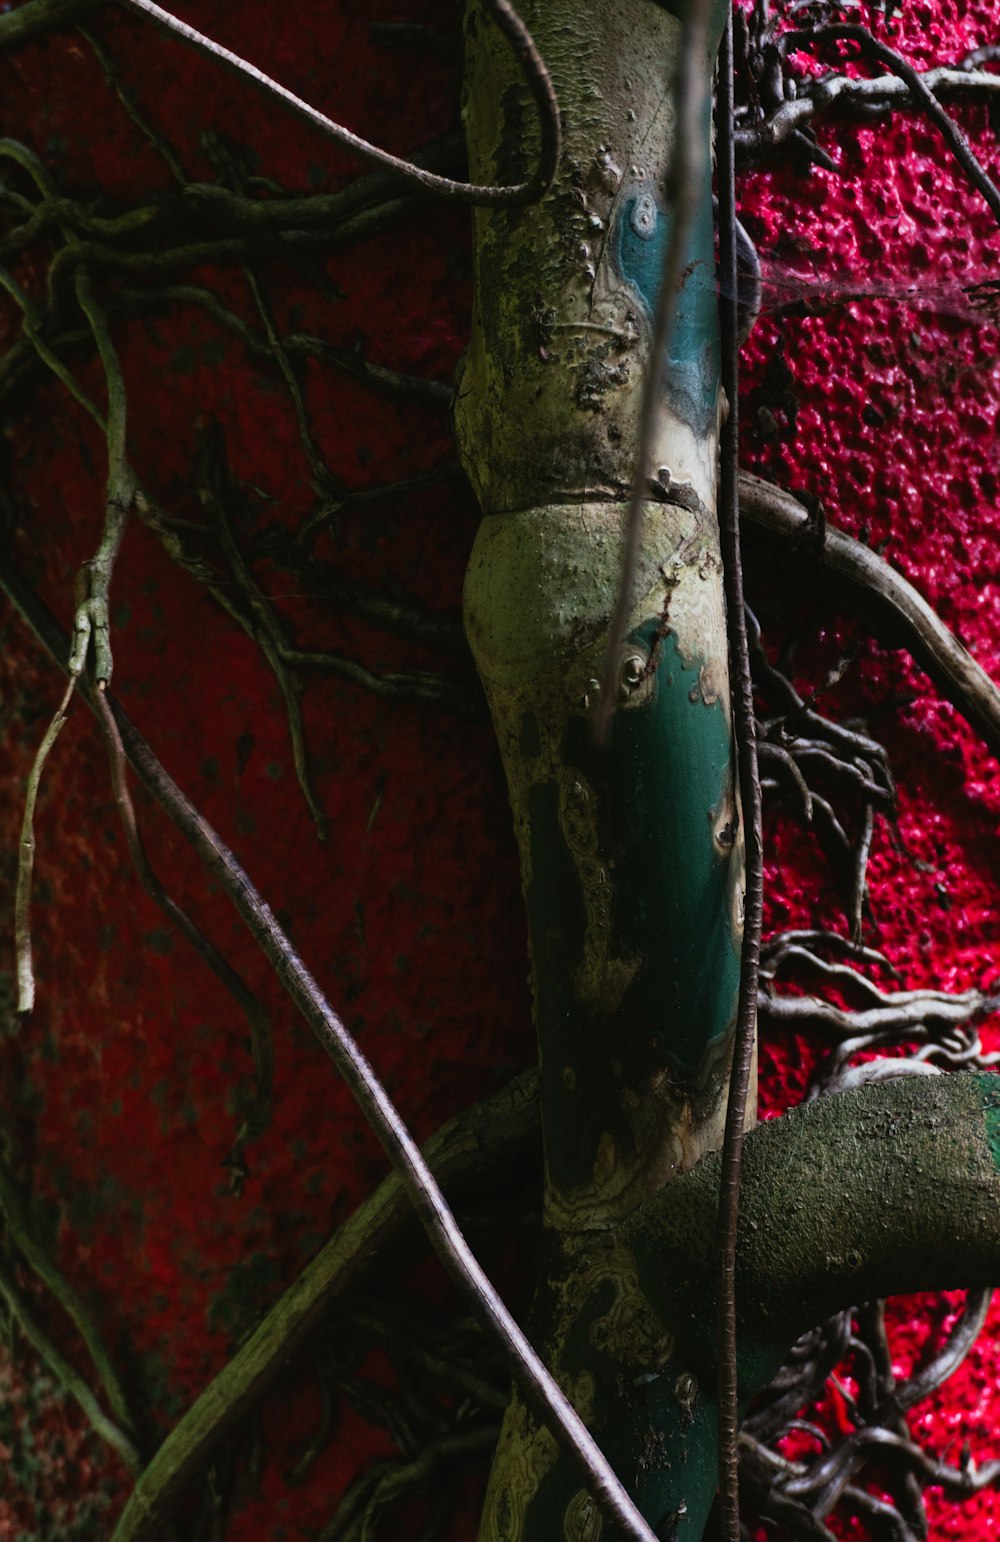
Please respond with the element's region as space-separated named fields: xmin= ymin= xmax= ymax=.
xmin=631 ymin=1072 xmax=1000 ymax=1385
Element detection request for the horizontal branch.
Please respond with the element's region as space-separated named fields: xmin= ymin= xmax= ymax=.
xmin=736 ymin=63 xmax=1000 ymax=156
xmin=631 ymin=1072 xmax=1000 ymax=1386
xmin=740 ymin=472 xmax=1000 ymax=761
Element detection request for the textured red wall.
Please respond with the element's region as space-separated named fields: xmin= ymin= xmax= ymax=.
xmin=0 ymin=0 xmax=998 ymax=1536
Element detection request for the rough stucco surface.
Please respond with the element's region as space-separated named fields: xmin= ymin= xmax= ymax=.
xmin=0 ymin=0 xmax=998 ymax=1537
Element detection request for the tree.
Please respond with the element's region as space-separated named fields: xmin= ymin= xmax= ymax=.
xmin=1 ymin=0 xmax=999 ymax=1539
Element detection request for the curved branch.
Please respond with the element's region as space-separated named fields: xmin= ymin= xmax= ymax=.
xmin=739 ymin=473 xmax=1000 ymax=761
xmin=115 ymin=0 xmax=560 ymax=208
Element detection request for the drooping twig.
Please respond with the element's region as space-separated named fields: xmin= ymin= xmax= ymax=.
xmin=716 ymin=15 xmax=765 ymax=1540
xmin=0 ymin=558 xmax=659 ymax=1542
xmin=114 ymin=0 xmax=560 ymax=208
xmin=14 ymin=674 xmax=75 ymax=1014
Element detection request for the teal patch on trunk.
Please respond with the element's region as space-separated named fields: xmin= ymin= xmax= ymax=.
xmin=614 ymin=176 xmax=720 ymax=435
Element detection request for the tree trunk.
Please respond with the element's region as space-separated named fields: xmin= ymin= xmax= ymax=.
xmin=456 ymin=5 xmax=1000 ymax=1541
xmin=457 ymin=3 xmax=745 ymax=1536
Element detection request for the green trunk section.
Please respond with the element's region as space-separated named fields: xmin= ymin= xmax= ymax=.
xmin=465 ymin=501 xmax=744 ymax=1224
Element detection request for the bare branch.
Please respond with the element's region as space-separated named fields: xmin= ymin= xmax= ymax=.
xmin=115 ymin=0 xmax=560 ymax=208
xmin=740 ymin=473 xmax=1000 ymax=762
xmin=736 ymin=63 xmax=1000 ymax=158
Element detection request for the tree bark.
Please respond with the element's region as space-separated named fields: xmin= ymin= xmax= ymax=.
xmin=457 ymin=2 xmax=743 ymax=1537
xmin=457 ymin=5 xmax=1000 ymax=1542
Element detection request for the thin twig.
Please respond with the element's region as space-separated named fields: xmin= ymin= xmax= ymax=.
xmin=114 ymin=0 xmax=560 ymax=208
xmin=716 ymin=14 xmax=765 ymax=1541
xmin=92 ymin=686 xmax=274 ymax=1185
